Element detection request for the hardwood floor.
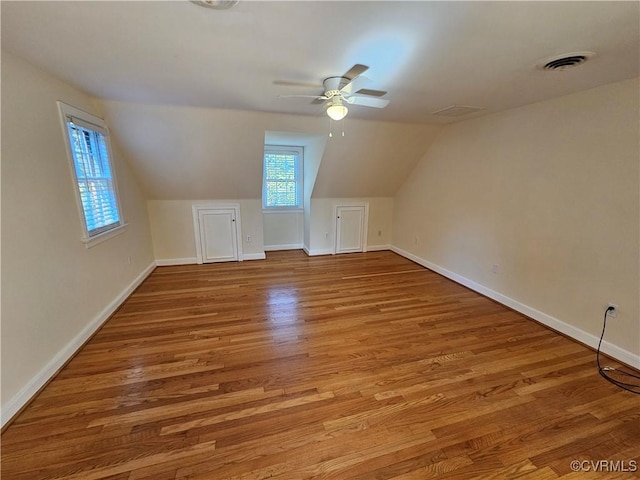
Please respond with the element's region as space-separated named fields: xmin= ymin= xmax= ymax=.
xmin=2 ymin=250 xmax=638 ymax=479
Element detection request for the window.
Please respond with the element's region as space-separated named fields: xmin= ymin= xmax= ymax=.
xmin=58 ymin=102 xmax=124 ymax=245
xmin=262 ymin=146 xmax=303 ymax=209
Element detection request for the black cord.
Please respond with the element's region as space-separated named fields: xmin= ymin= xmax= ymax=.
xmin=596 ymin=307 xmax=640 ymax=394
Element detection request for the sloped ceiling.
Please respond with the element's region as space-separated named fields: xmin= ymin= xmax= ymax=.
xmin=100 ymin=100 xmax=441 ymax=200
xmin=2 ymin=1 xmax=638 ymax=201
xmin=313 ymin=121 xmax=441 ymax=198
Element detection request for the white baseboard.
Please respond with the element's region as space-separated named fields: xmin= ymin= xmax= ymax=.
xmin=367 ymin=244 xmax=390 ymax=252
xmin=1 ymin=260 xmax=157 ymax=427
xmin=390 ymin=245 xmax=639 ymax=369
xmin=157 ymin=254 xmax=266 ymax=264
xmin=243 ymin=252 xmax=266 ymax=261
xmin=155 ymin=257 xmax=197 ymax=266
xmin=302 ymin=245 xmax=389 ymax=256
xmin=305 ymin=248 xmax=334 ymax=256
xmin=264 ymin=244 xmax=303 ymax=252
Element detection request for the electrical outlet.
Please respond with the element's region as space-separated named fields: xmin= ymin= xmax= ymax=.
xmin=491 ymin=264 xmax=499 ymax=274
xmin=606 ymin=303 xmax=618 ymax=318
xmin=127 ymin=255 xmax=132 ymax=265
xmin=378 ymin=230 xmax=382 ymax=237
xmin=246 ymin=235 xmax=252 ymax=243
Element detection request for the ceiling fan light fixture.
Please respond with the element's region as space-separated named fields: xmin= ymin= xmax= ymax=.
xmin=327 ymin=102 xmax=348 ymax=121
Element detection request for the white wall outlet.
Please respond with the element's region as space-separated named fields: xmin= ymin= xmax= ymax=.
xmin=491 ymin=264 xmax=499 ymax=274
xmin=246 ymin=235 xmax=252 ymax=243
xmin=606 ymin=303 xmax=618 ymax=318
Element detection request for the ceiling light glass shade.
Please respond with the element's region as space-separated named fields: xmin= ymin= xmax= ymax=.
xmin=327 ymin=103 xmax=348 ymax=121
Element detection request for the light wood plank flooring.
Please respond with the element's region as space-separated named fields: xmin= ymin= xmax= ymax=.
xmin=2 ymin=250 xmax=638 ymax=479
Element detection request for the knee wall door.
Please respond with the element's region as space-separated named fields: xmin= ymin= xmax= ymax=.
xmin=335 ymin=205 xmax=368 ymax=254
xmin=193 ymin=205 xmax=240 ymax=263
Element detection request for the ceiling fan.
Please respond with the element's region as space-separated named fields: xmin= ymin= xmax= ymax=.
xmin=276 ymin=64 xmax=389 ymax=120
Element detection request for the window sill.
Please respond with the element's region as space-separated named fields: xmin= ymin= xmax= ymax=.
xmin=262 ymin=208 xmax=304 ymax=214
xmin=82 ymin=223 xmax=128 ymax=249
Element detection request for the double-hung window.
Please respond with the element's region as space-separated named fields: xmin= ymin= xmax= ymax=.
xmin=58 ymin=102 xmax=124 ymax=246
xmin=262 ymin=146 xmax=303 ymax=209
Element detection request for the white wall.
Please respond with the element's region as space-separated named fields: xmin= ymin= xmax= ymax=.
xmin=263 ymin=211 xmax=304 ymax=250
xmin=148 ymin=199 xmax=265 ymax=263
xmin=1 ymin=51 xmax=155 ymax=422
xmin=393 ymin=78 xmax=640 ymax=365
xmin=301 ymin=135 xmax=325 ymax=251
xmin=308 ymin=197 xmax=394 ymax=255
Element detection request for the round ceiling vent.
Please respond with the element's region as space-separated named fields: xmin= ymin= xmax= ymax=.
xmin=190 ymin=0 xmax=239 ymax=9
xmin=540 ymin=52 xmax=595 ymax=71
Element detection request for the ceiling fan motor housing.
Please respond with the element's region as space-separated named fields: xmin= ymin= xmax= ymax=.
xmin=323 ymin=76 xmax=351 ymax=97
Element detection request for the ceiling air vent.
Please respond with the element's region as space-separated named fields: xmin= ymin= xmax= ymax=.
xmin=432 ymin=105 xmax=485 ymax=117
xmin=541 ymin=52 xmax=595 ymax=71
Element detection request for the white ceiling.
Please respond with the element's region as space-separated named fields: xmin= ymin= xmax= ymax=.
xmin=2 ymin=1 xmax=638 ymax=124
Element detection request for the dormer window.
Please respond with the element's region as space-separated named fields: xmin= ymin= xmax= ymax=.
xmin=262 ymin=146 xmax=303 ymax=210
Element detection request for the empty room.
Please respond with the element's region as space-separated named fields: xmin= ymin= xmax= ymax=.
xmin=1 ymin=1 xmax=639 ymax=479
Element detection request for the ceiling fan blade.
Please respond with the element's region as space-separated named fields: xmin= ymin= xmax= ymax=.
xmin=347 ymin=96 xmax=390 ymax=108
xmin=273 ymin=80 xmax=323 ymax=88
xmin=339 ymin=74 xmax=370 ymax=96
xmin=355 ymin=88 xmax=387 ymax=97
xmin=311 ymin=97 xmax=328 ymax=105
xmin=278 ymin=94 xmax=324 ymax=99
xmin=342 ymin=64 xmax=369 ymax=80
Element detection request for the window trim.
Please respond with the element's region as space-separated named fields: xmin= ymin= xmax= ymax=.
xmin=57 ymin=101 xmax=126 ymax=248
xmin=262 ymin=145 xmax=304 ymax=210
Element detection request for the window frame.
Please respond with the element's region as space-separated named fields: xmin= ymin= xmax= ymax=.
xmin=262 ymin=145 xmax=304 ymax=211
xmin=57 ymin=101 xmax=126 ymax=248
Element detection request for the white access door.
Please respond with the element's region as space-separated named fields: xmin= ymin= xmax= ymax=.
xmin=335 ymin=205 xmax=366 ymax=254
xmin=197 ymin=208 xmax=238 ymax=263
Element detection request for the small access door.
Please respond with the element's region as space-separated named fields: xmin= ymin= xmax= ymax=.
xmin=194 ymin=206 xmax=240 ymax=263
xmin=335 ymin=205 xmax=367 ymax=254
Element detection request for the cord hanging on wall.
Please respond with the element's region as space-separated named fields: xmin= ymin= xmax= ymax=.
xmin=597 ymin=306 xmax=640 ymax=394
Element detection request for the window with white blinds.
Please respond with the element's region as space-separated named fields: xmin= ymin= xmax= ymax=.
xmin=262 ymin=146 xmax=303 ymax=209
xmin=58 ymin=102 xmax=123 ymax=243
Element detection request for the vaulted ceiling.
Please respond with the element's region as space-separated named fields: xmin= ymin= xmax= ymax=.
xmin=2 ymin=1 xmax=638 ymax=200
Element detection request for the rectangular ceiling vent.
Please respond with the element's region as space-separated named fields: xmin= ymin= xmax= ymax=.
xmin=432 ymin=105 xmax=485 ymax=117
